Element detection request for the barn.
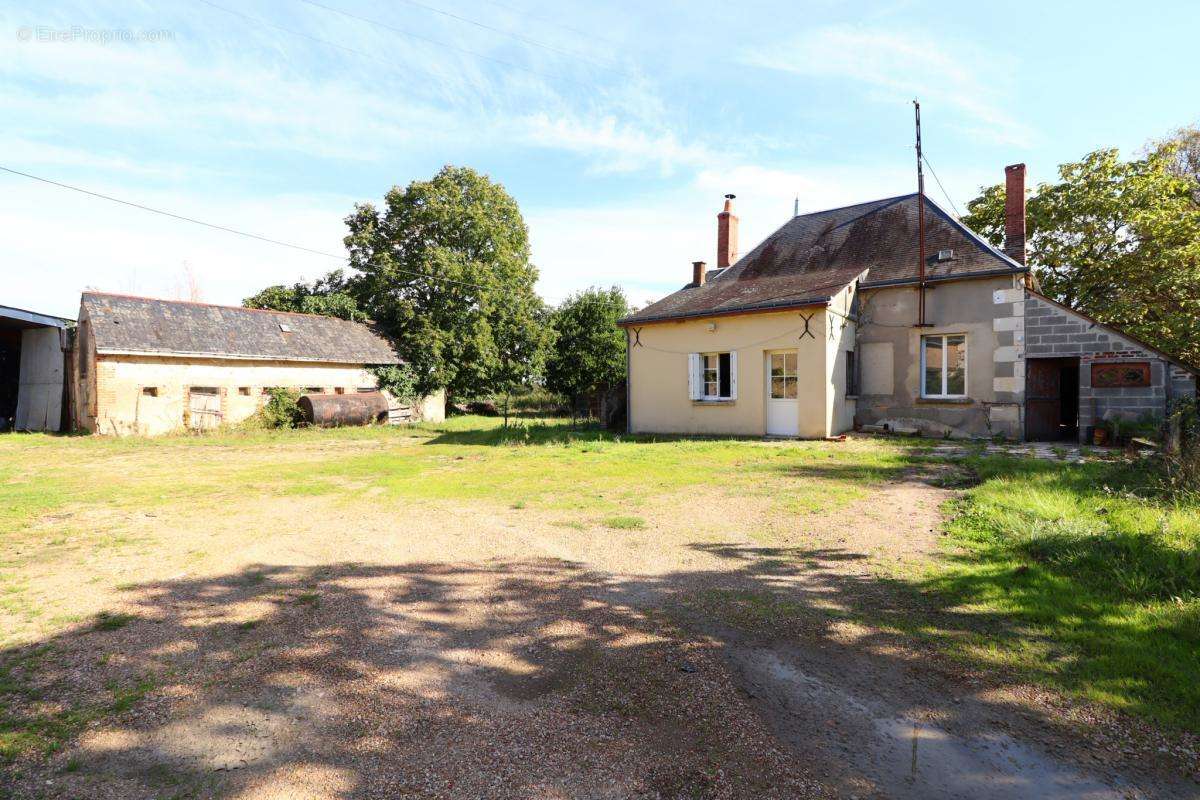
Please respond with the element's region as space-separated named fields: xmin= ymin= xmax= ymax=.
xmin=71 ymin=292 xmax=443 ymax=436
xmin=0 ymin=304 xmax=72 ymax=432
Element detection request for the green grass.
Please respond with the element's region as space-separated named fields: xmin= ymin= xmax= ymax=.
xmin=4 ymin=417 xmax=1197 ymax=736
xmin=91 ymin=612 xmax=137 ymax=632
xmin=602 ymin=515 xmax=646 ymax=530
xmin=911 ymin=457 xmax=1200 ymax=731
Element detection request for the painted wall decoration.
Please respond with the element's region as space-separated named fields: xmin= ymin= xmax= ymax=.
xmin=1091 ymin=362 xmax=1151 ymax=389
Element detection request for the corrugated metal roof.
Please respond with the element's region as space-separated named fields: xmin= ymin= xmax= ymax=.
xmin=622 ymin=194 xmax=1025 ymax=324
xmin=81 ymin=293 xmax=400 ymax=364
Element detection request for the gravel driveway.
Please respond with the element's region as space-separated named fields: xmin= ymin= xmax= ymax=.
xmin=3 ymin=461 xmax=1196 ymax=799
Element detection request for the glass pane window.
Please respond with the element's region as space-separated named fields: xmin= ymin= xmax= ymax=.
xmin=702 ymin=354 xmax=719 ymax=398
xmin=923 ymin=336 xmax=943 ymax=396
xmin=769 ymin=351 xmax=799 ymax=399
xmin=945 ymin=335 xmax=966 ymax=396
xmin=922 ymin=334 xmax=967 ymax=398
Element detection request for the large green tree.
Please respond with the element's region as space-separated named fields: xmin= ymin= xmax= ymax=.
xmin=343 ymin=165 xmax=550 ymax=399
xmin=962 ymin=146 xmax=1200 ymax=367
xmin=243 ymin=269 xmax=362 ymax=320
xmin=544 ymin=287 xmax=629 ymax=418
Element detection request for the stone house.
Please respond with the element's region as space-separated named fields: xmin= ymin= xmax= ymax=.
xmin=71 ymin=292 xmax=443 ymax=436
xmin=619 ymin=166 xmax=1197 ymax=442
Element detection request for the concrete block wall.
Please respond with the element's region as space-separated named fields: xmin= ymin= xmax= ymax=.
xmin=1024 ymin=295 xmax=1174 ymax=436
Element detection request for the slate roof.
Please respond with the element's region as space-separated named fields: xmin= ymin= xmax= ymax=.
xmin=81 ymin=293 xmax=400 ymax=364
xmin=622 ymin=194 xmax=1026 ymax=324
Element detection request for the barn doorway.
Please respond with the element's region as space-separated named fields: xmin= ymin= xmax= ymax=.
xmin=1025 ymin=357 xmax=1080 ymax=441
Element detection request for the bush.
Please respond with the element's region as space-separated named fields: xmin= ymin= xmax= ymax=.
xmin=1158 ymin=397 xmax=1200 ymax=499
xmin=257 ymin=388 xmax=303 ymax=429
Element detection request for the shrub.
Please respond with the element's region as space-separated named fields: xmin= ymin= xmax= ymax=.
xmin=257 ymin=388 xmax=303 ymax=429
xmin=1155 ymin=398 xmax=1200 ymax=500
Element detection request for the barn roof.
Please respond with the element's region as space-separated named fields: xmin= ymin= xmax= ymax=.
xmin=80 ymin=293 xmax=400 ymax=364
xmin=622 ymin=194 xmax=1026 ymax=325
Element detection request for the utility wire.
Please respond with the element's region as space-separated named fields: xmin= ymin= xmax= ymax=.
xmin=0 ymin=164 xmax=500 ymax=293
xmin=471 ymin=0 xmax=627 ymax=48
xmin=921 ymin=154 xmax=961 ymax=218
xmin=196 ymin=0 xmax=595 ymax=91
xmin=301 ymin=0 xmax=626 ymax=76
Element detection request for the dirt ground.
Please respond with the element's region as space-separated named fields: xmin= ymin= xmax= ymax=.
xmin=3 ymin=454 xmax=1197 ymax=799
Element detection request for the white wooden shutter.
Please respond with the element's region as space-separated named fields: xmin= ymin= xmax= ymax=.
xmin=729 ymin=351 xmax=738 ymax=400
xmin=687 ymin=353 xmax=701 ymax=400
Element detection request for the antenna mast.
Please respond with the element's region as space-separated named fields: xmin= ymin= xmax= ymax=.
xmin=914 ymin=99 xmax=929 ymax=327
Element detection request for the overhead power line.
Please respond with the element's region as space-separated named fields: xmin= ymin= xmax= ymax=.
xmin=301 ymin=0 xmax=626 ymax=76
xmin=0 ymin=164 xmax=501 ymax=293
xmin=921 ymin=154 xmax=961 ymax=218
xmin=471 ymin=0 xmax=627 ymax=48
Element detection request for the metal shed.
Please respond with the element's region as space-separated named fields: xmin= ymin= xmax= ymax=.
xmin=0 ymin=304 xmax=72 ymax=432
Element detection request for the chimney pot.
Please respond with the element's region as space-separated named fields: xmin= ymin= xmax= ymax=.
xmin=717 ymin=194 xmax=739 ymax=268
xmin=692 ymin=261 xmax=707 ymax=287
xmin=1004 ymin=163 xmax=1026 ymax=265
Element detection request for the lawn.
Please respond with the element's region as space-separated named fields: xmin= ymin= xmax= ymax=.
xmin=0 ymin=416 xmax=1197 ymax=795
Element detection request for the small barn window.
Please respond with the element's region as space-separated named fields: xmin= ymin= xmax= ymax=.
xmin=238 ymin=387 xmax=252 ymax=396
xmin=846 ymin=350 xmax=859 ymax=396
xmin=358 ymin=386 xmax=376 ymax=393
xmin=335 ymin=387 xmax=346 ymax=394
xmin=142 ymin=386 xmax=159 ymax=397
xmin=305 ymin=387 xmax=322 ymax=394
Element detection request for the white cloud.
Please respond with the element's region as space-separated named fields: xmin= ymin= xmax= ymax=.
xmin=743 ymin=25 xmax=1034 ymax=147
xmin=528 ymin=161 xmax=929 ymax=309
xmin=1 ymin=177 xmax=356 ymax=317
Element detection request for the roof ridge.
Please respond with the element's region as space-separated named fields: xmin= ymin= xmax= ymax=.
xmin=81 ymin=291 xmax=363 ymax=322
xmin=793 ymin=192 xmax=915 ymax=220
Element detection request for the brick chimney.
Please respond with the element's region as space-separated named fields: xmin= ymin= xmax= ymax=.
xmin=692 ymin=261 xmax=707 ymax=287
xmin=1004 ymin=164 xmax=1026 ymax=265
xmin=717 ymin=194 xmax=738 ymax=268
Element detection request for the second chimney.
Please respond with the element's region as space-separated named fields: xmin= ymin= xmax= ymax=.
xmin=717 ymin=194 xmax=738 ymax=268
xmin=1004 ymin=164 xmax=1026 ymax=265
xmin=692 ymin=261 xmax=707 ymax=287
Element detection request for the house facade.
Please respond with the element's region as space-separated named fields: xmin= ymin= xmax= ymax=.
xmin=620 ymin=167 xmax=1197 ymax=442
xmin=71 ymin=293 xmax=443 ymax=436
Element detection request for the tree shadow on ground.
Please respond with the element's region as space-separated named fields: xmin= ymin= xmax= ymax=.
xmin=4 ymin=536 xmax=1194 ymax=799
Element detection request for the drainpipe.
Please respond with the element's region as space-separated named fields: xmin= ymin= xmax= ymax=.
xmin=625 ymin=328 xmax=632 ymax=435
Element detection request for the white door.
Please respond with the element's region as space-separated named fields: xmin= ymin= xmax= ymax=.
xmin=765 ymin=350 xmax=800 ymax=436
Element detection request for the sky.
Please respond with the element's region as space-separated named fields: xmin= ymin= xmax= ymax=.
xmin=3 ymin=0 xmax=1199 ymax=319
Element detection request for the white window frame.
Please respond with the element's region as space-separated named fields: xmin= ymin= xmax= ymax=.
xmin=920 ymin=333 xmax=968 ymax=399
xmin=688 ymin=352 xmax=738 ymax=401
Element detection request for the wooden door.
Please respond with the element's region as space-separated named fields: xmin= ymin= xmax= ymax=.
xmin=188 ymin=387 xmax=222 ymax=430
xmin=1025 ymin=360 xmax=1061 ymax=441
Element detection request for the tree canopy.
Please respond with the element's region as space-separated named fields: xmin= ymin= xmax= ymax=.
xmin=544 ymin=286 xmax=629 ymax=407
xmin=343 ymin=165 xmax=550 ymax=399
xmin=962 ymin=143 xmax=1200 ymax=367
xmin=243 ymin=270 xmax=361 ymax=321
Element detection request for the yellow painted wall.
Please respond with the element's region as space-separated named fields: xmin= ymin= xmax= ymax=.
xmin=626 ymin=307 xmax=839 ymax=438
xmin=825 ymin=282 xmax=858 ymax=436
xmin=88 ymin=355 xmax=385 ymax=436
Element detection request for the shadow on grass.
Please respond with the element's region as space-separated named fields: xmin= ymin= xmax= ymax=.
xmin=4 ymin=531 xmax=1195 ymax=797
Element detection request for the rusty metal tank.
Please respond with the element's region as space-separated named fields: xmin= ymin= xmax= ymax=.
xmin=298 ymin=392 xmax=388 ymax=427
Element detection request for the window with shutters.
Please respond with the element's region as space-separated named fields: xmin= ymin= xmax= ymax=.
xmin=689 ymin=352 xmax=737 ymax=401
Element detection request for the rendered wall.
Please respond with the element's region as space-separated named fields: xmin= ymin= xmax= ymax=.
xmin=14 ymin=327 xmax=65 ymax=432
xmin=626 ymin=308 xmax=832 ymax=438
xmin=825 ymin=282 xmax=858 ymax=436
xmin=854 ymin=275 xmax=1023 ymax=439
xmin=88 ymin=355 xmax=384 ymax=436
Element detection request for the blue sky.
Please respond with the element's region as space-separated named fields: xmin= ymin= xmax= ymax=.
xmin=4 ymin=0 xmax=1198 ymax=318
